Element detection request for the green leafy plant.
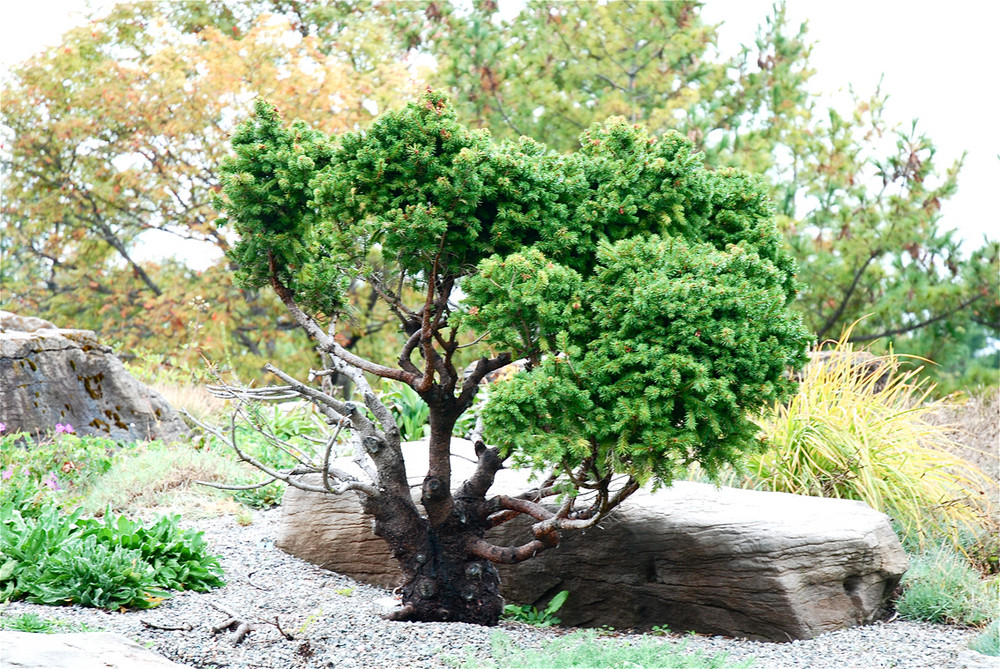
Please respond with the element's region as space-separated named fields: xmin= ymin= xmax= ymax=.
xmin=740 ymin=329 xmax=995 ymax=549
xmin=452 ymin=630 xmax=753 ymax=668
xmin=384 ymin=382 xmax=431 ymax=441
xmin=76 ymin=512 xmax=225 ymax=592
xmin=0 ymin=502 xmax=224 ymax=610
xmin=970 ymin=620 xmax=1000 ymax=656
xmin=250 ymin=404 xmax=327 ymax=442
xmin=28 ymin=535 xmax=170 ymax=609
xmin=895 ymin=544 xmax=997 ymax=627
xmin=502 ymin=590 xmax=569 ymax=627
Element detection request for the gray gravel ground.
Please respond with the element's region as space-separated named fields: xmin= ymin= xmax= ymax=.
xmin=1 ymin=508 xmax=993 ymax=669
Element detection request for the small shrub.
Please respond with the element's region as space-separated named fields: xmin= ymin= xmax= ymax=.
xmin=502 ymin=590 xmax=569 ymax=627
xmin=453 ymin=630 xmax=753 ymax=668
xmin=970 ymin=620 xmax=1000 ymax=656
xmin=0 ymin=502 xmax=224 ymax=610
xmin=895 ymin=545 xmax=997 ymax=626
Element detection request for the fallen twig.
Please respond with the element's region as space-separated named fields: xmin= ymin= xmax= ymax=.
xmin=206 ymin=601 xmax=292 ymax=645
xmin=140 ymin=619 xmax=193 ymax=631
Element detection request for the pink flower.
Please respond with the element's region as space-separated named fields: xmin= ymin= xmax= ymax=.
xmin=1 ymin=468 xmax=13 ymax=481
xmin=42 ymin=473 xmax=61 ymax=491
xmin=55 ymin=423 xmax=75 ymax=434
xmin=0 ymin=422 xmax=6 ymax=433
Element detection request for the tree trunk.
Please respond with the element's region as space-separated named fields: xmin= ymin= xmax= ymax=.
xmin=365 ymin=396 xmax=506 ymax=625
xmin=370 ymin=494 xmax=505 ymax=625
xmin=392 ymin=525 xmax=505 ymax=625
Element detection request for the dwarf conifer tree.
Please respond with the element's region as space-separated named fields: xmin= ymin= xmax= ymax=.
xmin=214 ymin=91 xmax=812 ymax=625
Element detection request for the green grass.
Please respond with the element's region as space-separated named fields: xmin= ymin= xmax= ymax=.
xmin=969 ymin=620 xmax=999 ymax=656
xmin=0 ymin=611 xmax=94 ymax=633
xmin=895 ymin=545 xmax=997 ymax=627
xmin=76 ymin=443 xmax=251 ymax=517
xmin=451 ymin=630 xmax=753 ymax=668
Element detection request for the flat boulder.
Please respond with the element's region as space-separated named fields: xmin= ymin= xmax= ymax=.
xmin=0 ymin=631 xmax=188 ymax=669
xmin=276 ymin=441 xmax=908 ymax=641
xmin=0 ymin=311 xmax=189 ymax=442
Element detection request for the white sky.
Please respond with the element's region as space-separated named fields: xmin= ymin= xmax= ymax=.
xmin=2 ymin=0 xmax=997 ymax=260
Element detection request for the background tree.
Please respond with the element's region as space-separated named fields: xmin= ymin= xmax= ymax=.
xmin=211 ymin=92 xmax=812 ymax=625
xmin=5 ymin=0 xmax=994 ymax=384
xmin=1 ymin=2 xmax=418 ymax=377
xmin=425 ymin=1 xmax=999 ymax=377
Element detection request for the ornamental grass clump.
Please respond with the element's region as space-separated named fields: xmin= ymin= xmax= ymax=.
xmin=970 ymin=619 xmax=1000 ymax=656
xmin=743 ymin=329 xmax=995 ymax=549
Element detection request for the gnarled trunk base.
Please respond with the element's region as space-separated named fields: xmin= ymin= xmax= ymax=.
xmin=382 ymin=528 xmax=504 ymax=626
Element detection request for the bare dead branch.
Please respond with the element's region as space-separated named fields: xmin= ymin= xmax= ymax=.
xmin=182 ymin=409 xmax=378 ymax=497
xmin=194 ymin=478 xmax=278 ymax=491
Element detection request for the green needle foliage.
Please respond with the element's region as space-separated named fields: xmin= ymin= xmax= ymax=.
xmin=218 ymin=91 xmax=811 ymax=489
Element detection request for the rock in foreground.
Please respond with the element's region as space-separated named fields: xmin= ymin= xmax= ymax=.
xmin=0 ymin=631 xmax=188 ymax=669
xmin=276 ymin=442 xmax=908 ymax=642
xmin=0 ymin=311 xmax=189 ymax=442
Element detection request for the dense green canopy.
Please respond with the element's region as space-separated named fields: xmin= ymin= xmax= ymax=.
xmin=217 ymin=92 xmax=813 ymax=487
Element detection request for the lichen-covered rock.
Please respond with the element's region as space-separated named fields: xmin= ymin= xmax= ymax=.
xmin=276 ymin=441 xmax=908 ymax=641
xmin=0 ymin=312 xmax=189 ymax=442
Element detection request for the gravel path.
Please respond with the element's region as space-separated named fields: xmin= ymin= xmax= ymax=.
xmin=1 ymin=508 xmax=991 ymax=669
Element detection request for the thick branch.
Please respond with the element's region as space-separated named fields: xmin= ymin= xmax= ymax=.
xmin=266 ymin=251 xmax=419 ymax=385
xmin=466 ymin=537 xmax=551 ymax=564
xmin=815 ymin=250 xmax=881 ymax=340
xmin=458 ymin=353 xmax=512 ymax=407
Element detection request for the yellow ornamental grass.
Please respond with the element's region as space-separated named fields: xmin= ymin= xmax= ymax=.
xmin=744 ymin=331 xmax=996 ymax=549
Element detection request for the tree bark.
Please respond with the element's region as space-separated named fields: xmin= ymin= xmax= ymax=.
xmin=367 ymin=478 xmax=506 ymax=625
